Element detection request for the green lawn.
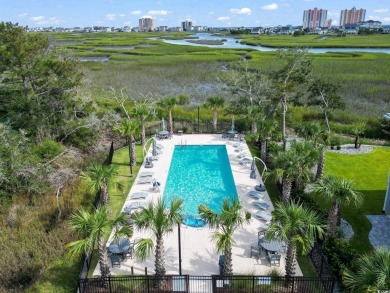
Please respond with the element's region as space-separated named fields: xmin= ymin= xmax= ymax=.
xmin=323 ymin=147 xmax=390 ymax=252
xmin=87 ymin=141 xmax=151 ymax=276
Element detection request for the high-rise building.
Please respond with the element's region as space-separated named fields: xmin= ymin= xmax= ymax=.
xmin=340 ymin=7 xmax=366 ymax=28
xmin=303 ymin=8 xmax=328 ymax=29
xmin=181 ymin=20 xmax=193 ymax=31
xmin=139 ymin=18 xmax=155 ymax=32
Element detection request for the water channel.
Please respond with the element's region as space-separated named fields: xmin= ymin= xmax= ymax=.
xmin=163 ymin=33 xmax=390 ymax=54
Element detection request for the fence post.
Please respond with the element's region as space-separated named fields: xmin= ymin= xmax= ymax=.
xmin=252 ymin=276 xmax=255 ymax=293
xmin=145 ymin=267 xmax=148 ymax=275
xmin=131 ymin=266 xmax=134 ymax=275
xmin=108 ymin=276 xmax=112 ymax=293
xmin=291 ymin=276 xmax=295 ymax=293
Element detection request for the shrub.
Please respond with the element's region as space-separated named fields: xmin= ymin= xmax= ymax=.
xmin=34 ymin=140 xmax=64 ymax=160
xmin=323 ymin=236 xmax=358 ymax=283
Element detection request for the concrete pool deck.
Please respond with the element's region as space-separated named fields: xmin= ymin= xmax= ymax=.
xmin=93 ymin=134 xmax=302 ymax=276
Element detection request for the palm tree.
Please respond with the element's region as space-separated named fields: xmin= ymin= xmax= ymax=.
xmin=113 ymin=119 xmax=140 ymax=176
xmin=343 ymin=247 xmax=390 ymax=292
xmin=257 ymin=118 xmax=278 ymax=164
xmin=203 ymin=96 xmax=225 ymax=133
xmin=67 ymin=206 xmax=132 ymax=287
xmin=132 ymin=99 xmax=155 ymax=147
xmin=351 ymin=122 xmax=366 ymax=149
xmin=241 ymin=105 xmax=264 ymax=134
xmin=80 ymin=163 xmax=118 ymax=205
xmin=198 ymin=198 xmax=251 ymax=275
xmin=266 ymin=201 xmax=324 ymax=279
xmin=158 ymin=97 xmax=178 ymax=135
xmin=313 ymin=175 xmax=363 ymax=236
xmin=131 ymin=198 xmax=183 ymax=286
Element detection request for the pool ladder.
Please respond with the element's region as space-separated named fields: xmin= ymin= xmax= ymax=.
xmin=181 ymin=139 xmax=187 ymax=148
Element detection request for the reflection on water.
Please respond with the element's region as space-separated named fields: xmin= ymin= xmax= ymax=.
xmin=79 ymin=57 xmax=109 ymax=62
xmin=163 ymin=33 xmax=390 ymax=54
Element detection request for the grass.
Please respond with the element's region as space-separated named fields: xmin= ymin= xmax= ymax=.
xmin=247 ymin=140 xmax=319 ymax=278
xmin=87 ymin=141 xmax=151 ymax=277
xmin=323 ymin=147 xmax=390 ymax=252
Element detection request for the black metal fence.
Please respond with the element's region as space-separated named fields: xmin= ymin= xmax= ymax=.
xmin=78 ymin=275 xmax=335 ymax=293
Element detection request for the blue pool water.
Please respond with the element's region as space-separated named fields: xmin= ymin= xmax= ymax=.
xmin=164 ymin=145 xmax=238 ymax=218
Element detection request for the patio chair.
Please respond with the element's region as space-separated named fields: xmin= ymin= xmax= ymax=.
xmin=252 ymin=200 xmax=270 ymax=211
xmin=126 ymin=201 xmax=147 ymax=210
xmin=110 ymin=254 xmax=121 ymax=268
xmin=239 ymin=158 xmax=251 ymax=165
xmin=144 ymin=158 xmax=154 ymax=169
xmin=248 ymin=190 xmax=264 ymax=199
xmin=122 ymin=246 xmax=133 ymax=259
xmin=138 ymin=177 xmax=153 ymax=184
xmin=268 ymin=253 xmax=281 ymax=266
xmin=237 ymin=152 xmax=247 ymax=159
xmin=250 ymin=246 xmax=261 ymax=259
xmin=235 ymin=146 xmax=244 ymax=152
xmin=139 ymin=171 xmax=154 ymax=177
xmin=130 ymin=192 xmax=148 ymax=200
xmin=253 ymin=210 xmax=272 ymax=222
xmin=233 ymin=142 xmax=241 ymax=148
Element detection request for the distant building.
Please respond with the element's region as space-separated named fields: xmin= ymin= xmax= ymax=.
xmin=343 ymin=24 xmax=359 ymax=34
xmin=303 ymin=8 xmax=328 ymax=29
xmin=139 ymin=18 xmax=155 ymax=32
xmin=181 ymin=20 xmax=193 ymax=31
xmin=358 ymin=20 xmax=382 ymax=30
xmin=157 ymin=26 xmax=168 ymax=32
xmin=340 ymin=7 xmax=366 ymax=28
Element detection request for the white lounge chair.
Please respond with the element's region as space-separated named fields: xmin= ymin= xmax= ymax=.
xmin=248 ymin=190 xmax=264 ymax=199
xmin=252 ymin=200 xmax=270 ymax=211
xmin=130 ymin=192 xmax=148 ymax=199
xmin=156 ymin=143 xmax=164 ymax=149
xmin=151 ymin=149 xmax=163 ymax=155
xmin=239 ymin=158 xmax=251 ymax=165
xmin=233 ymin=142 xmax=241 ymax=148
xmin=254 ymin=210 xmax=272 ymax=222
xmin=235 ymin=146 xmax=244 ymax=152
xmin=149 ymin=156 xmax=160 ymax=161
xmin=237 ymin=152 xmax=247 ymax=159
xmin=126 ymin=201 xmax=147 ymax=210
xmin=139 ymin=171 xmax=154 ymax=177
xmin=138 ymin=177 xmax=153 ymax=184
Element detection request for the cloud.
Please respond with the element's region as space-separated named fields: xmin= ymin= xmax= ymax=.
xmin=105 ymin=13 xmax=116 ymax=21
xmin=148 ymin=10 xmax=168 ymax=16
xmin=217 ymin=16 xmax=230 ymax=21
xmin=30 ymin=16 xmax=63 ymax=25
xmin=119 ymin=14 xmax=126 ymax=17
xmin=18 ymin=13 xmax=28 ymax=18
xmin=373 ymin=9 xmax=389 ymax=13
xmin=230 ymin=8 xmax=251 ymax=15
xmin=368 ymin=15 xmax=390 ymax=23
xmin=261 ymin=3 xmax=278 ymax=11
xmin=131 ymin=10 xmax=142 ymax=15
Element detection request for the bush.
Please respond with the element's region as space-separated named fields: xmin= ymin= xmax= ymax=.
xmin=323 ymin=236 xmax=358 ymax=283
xmin=34 ymin=140 xmax=64 ymax=160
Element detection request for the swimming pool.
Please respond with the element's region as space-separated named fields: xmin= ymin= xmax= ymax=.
xmin=164 ymin=145 xmax=238 ymax=219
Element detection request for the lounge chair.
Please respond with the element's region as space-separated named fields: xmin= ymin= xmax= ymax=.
xmin=139 ymin=171 xmax=154 ymax=177
xmin=110 ymin=254 xmax=121 ymax=268
xmin=254 ymin=210 xmax=272 ymax=222
xmin=237 ymin=152 xmax=247 ymax=159
xmin=130 ymin=192 xmax=148 ymax=199
xmin=138 ymin=177 xmax=153 ymax=184
xmin=151 ymin=149 xmax=163 ymax=155
xmin=233 ymin=142 xmax=241 ymax=148
xmin=145 ymin=157 xmax=154 ymax=169
xmin=126 ymin=201 xmax=147 ymax=210
xmin=239 ymin=158 xmax=251 ymax=165
xmin=156 ymin=143 xmax=164 ymax=149
xmin=252 ymin=200 xmax=270 ymax=211
xmin=149 ymin=156 xmax=160 ymax=161
xmin=235 ymin=146 xmax=244 ymax=152
xmin=248 ymin=190 xmax=264 ymax=199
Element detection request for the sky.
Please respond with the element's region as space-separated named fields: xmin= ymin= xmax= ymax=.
xmin=1 ymin=0 xmax=389 ymax=28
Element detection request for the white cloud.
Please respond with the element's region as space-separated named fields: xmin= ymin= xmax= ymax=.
xmin=261 ymin=3 xmax=278 ymax=11
xmin=131 ymin=10 xmax=142 ymax=15
xmin=119 ymin=14 xmax=126 ymax=17
xmin=217 ymin=16 xmax=230 ymax=21
xmin=105 ymin=13 xmax=116 ymax=21
xmin=368 ymin=15 xmax=390 ymax=23
xmin=31 ymin=16 xmax=45 ymax=22
xmin=373 ymin=9 xmax=389 ymax=13
xmin=30 ymin=16 xmax=63 ymax=25
xmin=230 ymin=8 xmax=251 ymax=15
xmin=148 ymin=10 xmax=168 ymax=16
xmin=18 ymin=13 xmax=28 ymax=18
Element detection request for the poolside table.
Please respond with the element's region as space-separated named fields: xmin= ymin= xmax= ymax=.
xmin=158 ymin=130 xmax=169 ymax=139
xmin=260 ymin=240 xmax=284 ymax=253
